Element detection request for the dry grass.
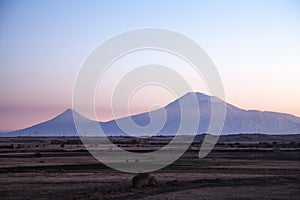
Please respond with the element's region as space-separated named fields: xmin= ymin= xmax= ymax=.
xmin=0 ymin=137 xmax=299 ymax=199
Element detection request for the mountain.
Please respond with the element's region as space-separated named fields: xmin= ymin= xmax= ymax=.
xmin=100 ymin=92 xmax=300 ymax=135
xmin=0 ymin=109 xmax=94 ymax=137
xmin=1 ymin=92 xmax=300 ymax=137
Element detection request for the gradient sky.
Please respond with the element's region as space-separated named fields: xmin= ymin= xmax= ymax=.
xmin=0 ymin=0 xmax=300 ymax=131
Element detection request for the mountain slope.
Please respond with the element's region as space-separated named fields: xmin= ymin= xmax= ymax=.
xmin=1 ymin=92 xmax=300 ymax=137
xmin=101 ymin=92 xmax=300 ymax=135
xmin=0 ymin=109 xmax=89 ymax=137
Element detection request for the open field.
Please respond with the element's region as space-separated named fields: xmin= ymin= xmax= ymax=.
xmin=0 ymin=135 xmax=299 ymax=200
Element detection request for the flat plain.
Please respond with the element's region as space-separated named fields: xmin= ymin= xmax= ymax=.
xmin=0 ymin=135 xmax=299 ymax=200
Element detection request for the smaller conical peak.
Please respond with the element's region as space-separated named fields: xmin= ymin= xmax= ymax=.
xmin=64 ymin=108 xmax=73 ymax=112
xmin=60 ymin=108 xmax=75 ymax=115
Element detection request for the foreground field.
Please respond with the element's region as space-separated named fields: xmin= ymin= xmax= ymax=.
xmin=0 ymin=136 xmax=299 ymax=199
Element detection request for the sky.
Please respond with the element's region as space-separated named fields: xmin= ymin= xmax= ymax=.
xmin=0 ymin=0 xmax=300 ymax=131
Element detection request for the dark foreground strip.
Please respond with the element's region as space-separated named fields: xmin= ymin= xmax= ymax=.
xmin=110 ymin=176 xmax=300 ymax=200
xmin=0 ymin=163 xmax=110 ymax=173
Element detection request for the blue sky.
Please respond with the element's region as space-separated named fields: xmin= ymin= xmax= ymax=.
xmin=0 ymin=0 xmax=300 ymax=131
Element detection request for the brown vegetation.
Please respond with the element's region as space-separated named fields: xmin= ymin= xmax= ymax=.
xmin=0 ymin=135 xmax=299 ymax=199
xmin=131 ymin=173 xmax=157 ymax=188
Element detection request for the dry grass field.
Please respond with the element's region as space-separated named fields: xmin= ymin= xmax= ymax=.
xmin=0 ymin=135 xmax=299 ymax=199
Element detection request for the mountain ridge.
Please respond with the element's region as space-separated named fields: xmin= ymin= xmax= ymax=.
xmin=1 ymin=92 xmax=300 ymax=137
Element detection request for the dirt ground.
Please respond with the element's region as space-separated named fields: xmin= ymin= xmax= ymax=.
xmin=0 ymin=137 xmax=299 ymax=200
